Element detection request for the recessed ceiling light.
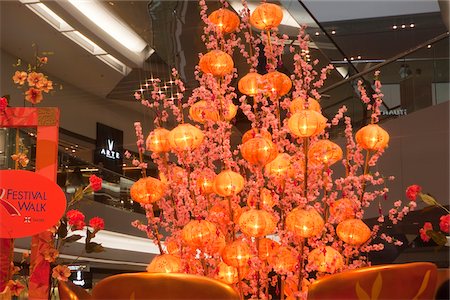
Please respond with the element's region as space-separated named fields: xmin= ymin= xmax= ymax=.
xmin=357 ymin=55 xmax=361 ymax=59
xmin=331 ymin=30 xmax=336 ymax=35
xmin=315 ymin=32 xmax=320 ymax=36
xmin=410 ymin=23 xmax=415 ymax=28
xmin=350 ymin=57 xmax=354 ymax=60
xmin=392 ymin=25 xmax=398 ymax=29
xmin=401 ymin=24 xmax=406 ymax=28
xmin=427 ymin=44 xmax=432 ymax=48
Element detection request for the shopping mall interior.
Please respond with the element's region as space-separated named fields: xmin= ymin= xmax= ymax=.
xmin=0 ymin=0 xmax=449 ymax=299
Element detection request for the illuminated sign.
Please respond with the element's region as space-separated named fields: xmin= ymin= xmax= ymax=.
xmin=95 ymin=123 xmax=123 ymax=173
xmin=100 ymin=139 xmax=120 ymax=160
xmin=0 ymin=170 xmax=66 ymax=238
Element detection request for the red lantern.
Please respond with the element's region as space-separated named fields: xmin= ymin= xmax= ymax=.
xmin=288 ymin=109 xmax=327 ymax=138
xmin=242 ymin=128 xmax=272 ymax=144
xmin=238 ymin=209 xmax=276 ymax=238
xmin=250 ymin=3 xmax=283 ymax=30
xmin=216 ymin=261 xmax=239 ymax=285
xmin=199 ymin=50 xmax=234 ymax=77
xmin=355 ymin=124 xmax=389 ymax=151
xmin=182 ymin=220 xmax=218 ymax=249
xmin=196 ymin=169 xmax=216 ymax=194
xmin=260 ymin=71 xmax=292 ymax=97
xmin=208 ymin=199 xmax=242 ymax=234
xmin=336 ymin=218 xmax=371 ymax=246
xmin=222 ymin=239 xmax=252 ymax=268
xmin=213 ymin=170 xmax=245 ymax=197
xmin=208 ymin=8 xmax=240 ymax=34
xmin=247 ymin=188 xmax=275 ymax=209
xmin=146 ymin=127 xmax=171 ymax=153
xmin=286 ymin=207 xmax=324 ymax=238
xmin=238 ymin=72 xmax=262 ymax=96
xmin=130 ymin=177 xmax=166 ymax=204
xmin=308 ymin=140 xmax=343 ymax=166
xmin=258 ymin=238 xmax=280 ymax=261
xmin=290 ymin=97 xmax=321 ymax=114
xmin=329 ymin=198 xmax=356 ymax=223
xmin=268 ymin=246 xmax=297 ymax=274
xmin=241 ymin=136 xmax=278 ymax=166
xmin=146 ymin=254 xmax=181 ymax=273
xmin=222 ymin=102 xmax=238 ymax=121
xmin=189 ymin=100 xmax=219 ymax=123
xmin=168 ymin=123 xmax=204 ymax=151
xmin=308 ymin=246 xmax=343 ymax=273
xmin=264 ymin=153 xmax=293 ymax=179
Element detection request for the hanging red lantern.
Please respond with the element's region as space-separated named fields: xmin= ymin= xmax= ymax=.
xmin=250 ymin=3 xmax=283 ymax=30
xmin=222 ymin=239 xmax=252 ymax=268
xmin=222 ymin=102 xmax=238 ymax=121
xmin=146 ymin=127 xmax=171 ymax=153
xmin=258 ymin=238 xmax=280 ymax=261
xmin=208 ymin=199 xmax=242 ymax=234
xmin=213 ymin=170 xmax=245 ymax=197
xmin=208 ymin=8 xmax=240 ymax=34
xmin=189 ymin=100 xmax=219 ymax=123
xmin=216 ymin=261 xmax=239 ymax=285
xmin=168 ymin=123 xmax=204 ymax=151
xmin=199 ymin=50 xmax=234 ymax=77
xmin=242 ymin=128 xmax=272 ymax=144
xmin=238 ymin=72 xmax=262 ymax=96
xmin=260 ymin=71 xmax=292 ymax=97
xmin=288 ymin=109 xmax=327 ymax=138
xmin=165 ymin=240 xmax=181 ymax=257
xmin=336 ymin=218 xmax=371 ymax=246
xmin=268 ymin=246 xmax=297 ymax=274
xmin=182 ymin=219 xmax=218 ymax=249
xmin=241 ymin=136 xmax=278 ymax=166
xmin=130 ymin=177 xmax=166 ymax=204
xmin=308 ymin=246 xmax=344 ymax=273
xmin=308 ymin=140 xmax=343 ymax=166
xmin=264 ymin=153 xmax=294 ymax=179
xmin=329 ymin=198 xmax=356 ymax=223
xmin=196 ymin=169 xmax=216 ymax=194
xmin=146 ymin=254 xmax=181 ymax=273
xmin=290 ymin=97 xmax=321 ymax=114
xmin=238 ymin=209 xmax=276 ymax=238
xmin=286 ymin=207 xmax=324 ymax=238
xmin=355 ymin=124 xmax=390 ymax=151
xmin=247 ymin=188 xmax=275 ymax=209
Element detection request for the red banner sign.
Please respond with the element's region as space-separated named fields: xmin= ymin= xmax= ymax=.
xmin=0 ymin=170 xmax=66 ymax=238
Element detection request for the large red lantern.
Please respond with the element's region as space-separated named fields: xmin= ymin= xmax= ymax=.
xmin=290 ymin=97 xmax=321 ymax=114
xmin=238 ymin=72 xmax=262 ymax=96
xmin=222 ymin=239 xmax=252 ymax=268
xmin=308 ymin=246 xmax=343 ymax=273
xmin=208 ymin=8 xmax=240 ymax=34
xmin=146 ymin=254 xmax=181 ymax=273
xmin=250 ymin=3 xmax=283 ymax=30
xmin=308 ymin=140 xmax=343 ymax=166
xmin=199 ymin=50 xmax=234 ymax=77
xmin=241 ymin=136 xmax=278 ymax=166
xmin=288 ymin=109 xmax=327 ymax=138
xmin=182 ymin=220 xmax=218 ymax=249
xmin=286 ymin=207 xmax=324 ymax=238
xmin=213 ymin=170 xmax=245 ymax=197
xmin=238 ymin=209 xmax=276 ymax=238
xmin=355 ymin=124 xmax=390 ymax=151
xmin=260 ymin=71 xmax=292 ymax=97
xmin=336 ymin=218 xmax=371 ymax=246
xmin=168 ymin=123 xmax=204 ymax=151
xmin=130 ymin=177 xmax=166 ymax=204
xmin=146 ymin=127 xmax=171 ymax=153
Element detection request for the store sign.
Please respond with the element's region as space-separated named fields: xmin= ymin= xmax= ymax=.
xmin=0 ymin=170 xmax=66 ymax=238
xmin=94 ymin=123 xmax=123 ymax=173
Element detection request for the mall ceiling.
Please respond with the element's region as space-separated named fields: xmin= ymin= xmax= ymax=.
xmin=0 ymin=0 xmax=448 ymax=107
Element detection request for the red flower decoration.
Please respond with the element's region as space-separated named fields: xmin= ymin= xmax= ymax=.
xmin=89 ymin=175 xmax=103 ymax=192
xmin=439 ymin=214 xmax=450 ymax=234
xmin=89 ymin=216 xmax=105 ymax=232
xmin=52 ymin=265 xmax=71 ymax=282
xmin=419 ymin=222 xmax=433 ymax=242
xmin=406 ymin=185 xmax=422 ymax=201
xmin=0 ymin=97 xmax=8 ymax=112
xmin=66 ymin=209 xmax=85 ymax=230
xmin=7 ymin=280 xmax=25 ymax=296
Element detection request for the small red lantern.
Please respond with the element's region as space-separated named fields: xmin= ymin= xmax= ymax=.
xmin=247 ymin=188 xmax=275 ymax=209
xmin=290 ymin=97 xmax=321 ymax=114
xmin=329 ymin=198 xmax=356 ymax=223
xmin=146 ymin=127 xmax=171 ymax=153
xmin=268 ymin=246 xmax=297 ymax=274
xmin=288 ymin=109 xmax=327 ymax=138
xmin=286 ymin=207 xmax=324 ymax=238
xmin=199 ymin=50 xmax=234 ymax=77
xmin=242 ymin=128 xmax=272 ymax=144
xmin=196 ymin=169 xmax=216 ymax=194
xmin=264 ymin=153 xmax=293 ymax=179
xmin=238 ymin=209 xmax=276 ymax=238
xmin=222 ymin=239 xmax=252 ymax=268
xmin=355 ymin=124 xmax=390 ymax=151
xmin=258 ymin=238 xmax=280 ymax=261
xmin=213 ymin=170 xmax=245 ymax=197
xmin=336 ymin=218 xmax=371 ymax=246
xmin=308 ymin=140 xmax=343 ymax=166
xmin=130 ymin=177 xmax=166 ymax=204
xmin=308 ymin=246 xmax=343 ymax=273
xmin=260 ymin=71 xmax=292 ymax=97
xmin=168 ymin=123 xmax=204 ymax=151
xmin=146 ymin=254 xmax=181 ymax=273
xmin=250 ymin=3 xmax=283 ymax=30
xmin=241 ymin=136 xmax=278 ymax=166
xmin=182 ymin=219 xmax=218 ymax=249
xmin=208 ymin=8 xmax=240 ymax=34
xmin=189 ymin=100 xmax=219 ymax=123
xmin=238 ymin=72 xmax=262 ymax=96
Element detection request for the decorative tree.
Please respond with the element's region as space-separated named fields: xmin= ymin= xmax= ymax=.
xmin=129 ymin=1 xmax=416 ymax=299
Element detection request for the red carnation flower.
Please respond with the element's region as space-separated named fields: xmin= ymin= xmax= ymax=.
xmin=419 ymin=222 xmax=433 ymax=242
xmin=89 ymin=216 xmax=105 ymax=232
xmin=89 ymin=175 xmax=103 ymax=192
xmin=66 ymin=209 xmax=85 ymax=229
xmin=406 ymin=185 xmax=422 ymax=201
xmin=0 ymin=97 xmax=8 ymax=112
xmin=439 ymin=214 xmax=450 ymax=234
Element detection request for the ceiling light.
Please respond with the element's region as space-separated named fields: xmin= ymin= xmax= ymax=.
xmin=350 ymin=57 xmax=354 ymax=60
xmin=401 ymin=24 xmax=406 ymax=28
xmin=96 ymin=54 xmax=131 ymax=75
xmin=392 ymin=25 xmax=398 ymax=29
xmin=315 ymin=32 xmax=320 ymax=36
xmin=68 ymin=0 xmax=147 ymax=53
xmin=427 ymin=44 xmax=432 ymax=48
xmin=410 ymin=23 xmax=415 ymax=28
xmin=62 ymin=31 xmax=107 ymax=55
xmin=331 ymin=30 xmax=336 ymax=35
xmin=357 ymin=55 xmax=361 ymax=59
xmin=23 ymin=2 xmax=73 ymax=32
